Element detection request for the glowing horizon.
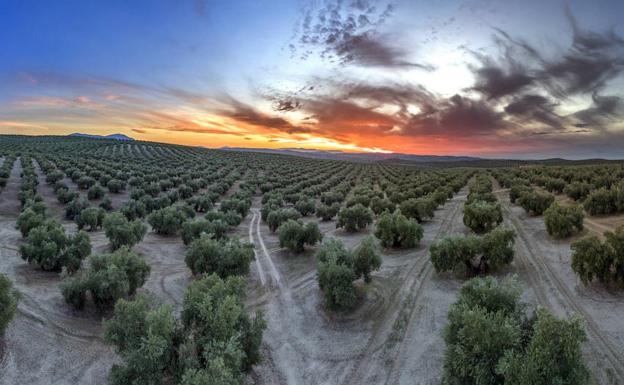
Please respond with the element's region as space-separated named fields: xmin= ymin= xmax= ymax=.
xmin=1 ymin=0 xmax=623 ymax=159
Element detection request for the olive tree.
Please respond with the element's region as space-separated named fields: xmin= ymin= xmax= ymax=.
xmin=517 ymin=191 xmax=554 ymax=216
xmin=185 ymin=234 xmax=255 ymax=277
xmin=103 ymin=212 xmax=147 ymax=250
xmin=61 ymin=246 xmax=150 ymax=311
xmin=374 ymin=210 xmax=423 ymax=248
xmin=20 ymin=220 xmax=91 ymax=272
xmin=295 ymin=197 xmax=316 ymax=216
xmin=148 ymin=206 xmax=188 ymax=235
xmin=87 ymin=184 xmax=106 ymax=200
xmin=16 ymin=207 xmax=45 ymax=237
xmin=316 ymin=202 xmax=340 ymax=221
xmin=336 ymin=203 xmax=373 ymax=232
xmin=571 ymin=226 xmax=624 ymax=286
xmin=0 ymin=274 xmax=18 ymax=338
xmin=181 ymin=218 xmax=228 ymax=245
xmin=351 ymin=236 xmax=382 ymax=283
xmin=544 ymin=203 xmax=584 ymax=238
xmin=463 ymin=200 xmax=503 ymax=234
xmin=442 ymin=276 xmax=588 ymax=385
xmin=266 ymin=208 xmax=301 ymax=232
xmin=76 ymin=206 xmax=106 ymax=231
xmin=277 ymin=219 xmax=322 ymax=253
xmin=583 ymin=187 xmax=617 ymax=215
xmin=399 ymin=197 xmax=436 ymax=223
xmin=430 ymin=228 xmax=516 ymax=275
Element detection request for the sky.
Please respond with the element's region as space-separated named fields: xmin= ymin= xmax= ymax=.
xmin=1 ymin=0 xmax=623 ymax=159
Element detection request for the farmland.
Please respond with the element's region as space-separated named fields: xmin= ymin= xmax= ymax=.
xmin=0 ymin=135 xmax=623 ymax=385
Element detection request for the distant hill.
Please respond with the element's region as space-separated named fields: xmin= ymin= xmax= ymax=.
xmin=69 ymin=133 xmax=134 ymax=141
xmin=220 ymin=147 xmax=481 ymax=163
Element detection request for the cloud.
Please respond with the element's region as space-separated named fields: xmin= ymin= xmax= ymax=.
xmin=292 ymin=0 xmax=432 ymax=69
xmin=504 ymin=94 xmax=564 ymax=129
xmin=572 ymin=93 xmax=623 ymax=129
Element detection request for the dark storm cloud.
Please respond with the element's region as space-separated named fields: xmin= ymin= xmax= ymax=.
xmin=471 ymin=67 xmax=533 ymax=100
xmin=504 ymin=94 xmax=565 ymax=129
xmin=572 ymin=93 xmax=623 ymax=128
xmin=481 ymin=11 xmax=624 ymax=99
xmin=405 ymin=94 xmax=507 ymax=136
xmin=292 ymin=0 xmax=432 ymax=69
xmin=219 ymin=97 xmax=311 ymax=135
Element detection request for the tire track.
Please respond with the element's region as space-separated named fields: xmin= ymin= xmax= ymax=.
xmin=343 ymin=190 xmax=466 ymax=385
xmin=253 ymin=208 xmax=283 ymax=289
xmin=497 ymin=190 xmax=624 ymax=383
xmin=382 ymin=192 xmax=466 ymax=385
xmin=249 ymin=211 xmax=267 ymax=286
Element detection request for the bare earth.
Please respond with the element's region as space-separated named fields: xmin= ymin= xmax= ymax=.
xmin=1 ymin=163 xmax=623 ymax=385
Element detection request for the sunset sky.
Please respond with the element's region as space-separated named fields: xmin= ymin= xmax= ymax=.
xmin=1 ymin=0 xmax=623 ymax=158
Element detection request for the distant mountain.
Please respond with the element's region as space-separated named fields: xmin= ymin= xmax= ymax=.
xmin=220 ymin=147 xmax=481 ymax=162
xmin=69 ymin=133 xmax=134 ymax=141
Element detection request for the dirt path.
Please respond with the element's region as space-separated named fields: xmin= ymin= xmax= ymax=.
xmin=381 ymin=190 xmax=467 ymax=385
xmin=247 ymin=186 xmax=472 ymax=385
xmin=0 ymin=157 xmax=21 ymax=217
xmin=0 ymin=158 xmax=116 ymax=385
xmin=494 ymin=183 xmax=624 ymax=384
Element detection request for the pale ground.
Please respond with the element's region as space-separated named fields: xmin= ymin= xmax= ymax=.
xmin=1 ymin=160 xmax=623 ymax=385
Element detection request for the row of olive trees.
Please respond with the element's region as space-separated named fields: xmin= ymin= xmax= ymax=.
xmin=442 ymin=276 xmax=588 ymax=385
xmin=317 ymin=237 xmax=382 ymax=310
xmin=430 ymin=227 xmax=516 ymax=275
xmin=104 ymin=273 xmax=265 ymax=384
xmin=572 ymin=225 xmax=624 ymax=287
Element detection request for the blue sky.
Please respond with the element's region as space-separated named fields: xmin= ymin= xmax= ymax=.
xmin=1 ymin=0 xmax=623 ymax=158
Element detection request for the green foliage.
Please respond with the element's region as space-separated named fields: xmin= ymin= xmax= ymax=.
xmin=104 ymin=295 xmax=178 ymax=385
xmin=430 ymin=228 xmax=516 ymax=275
xmin=564 ymin=182 xmax=592 ymax=201
xmin=277 ymin=219 xmax=322 ymax=252
xmin=315 ymin=202 xmax=340 ymax=221
xmin=104 ymin=212 xmax=147 ymax=250
xmin=315 ymin=237 xmax=383 ymax=309
xmin=148 ymin=206 xmax=188 ymax=235
xmin=517 ymin=191 xmax=554 ymax=216
xmin=398 ymin=197 xmax=436 ymax=222
xmin=220 ymin=197 xmax=251 ymax=217
xmin=543 ymin=203 xmax=584 ymax=238
xmin=571 ymin=226 xmax=624 ymax=286
xmin=295 ymin=197 xmax=316 ymax=216
xmin=120 ymin=199 xmax=147 ymax=220
xmin=497 ymin=309 xmax=589 ymax=385
xmin=336 ymin=203 xmax=373 ymax=232
xmin=351 ymin=236 xmax=382 ymax=283
xmin=509 ymin=184 xmax=532 ymax=204
xmin=463 ymin=200 xmax=503 ymax=234
xmin=318 ymin=257 xmax=357 ymax=310
xmin=544 ymin=177 xmax=566 ymax=193
xmin=181 ymin=218 xmax=228 ymax=245
xmin=430 ymin=234 xmax=481 ymax=274
xmin=266 ymin=208 xmax=301 ymax=232
xmin=20 ymin=220 xmax=91 ymax=272
xmin=0 ymin=273 xmax=19 ymax=337
xmin=583 ymin=187 xmax=617 ymax=215
xmin=61 ymin=246 xmax=150 ymax=311
xmin=442 ymin=276 xmax=588 ymax=385
xmin=65 ymin=196 xmax=89 ymax=220
xmin=107 ymin=179 xmax=126 ymax=193
xmin=87 ymin=184 xmax=106 ymax=200
xmin=370 ymin=196 xmax=395 ymax=215
xmin=185 ymin=234 xmax=255 ymax=277
xmin=76 ymin=206 xmax=106 ymax=231
xmin=16 ymin=207 xmax=45 ymax=237
xmin=374 ymin=209 xmax=423 ymax=248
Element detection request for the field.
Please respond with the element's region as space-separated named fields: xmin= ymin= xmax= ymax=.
xmin=0 ymin=135 xmax=623 ymax=385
